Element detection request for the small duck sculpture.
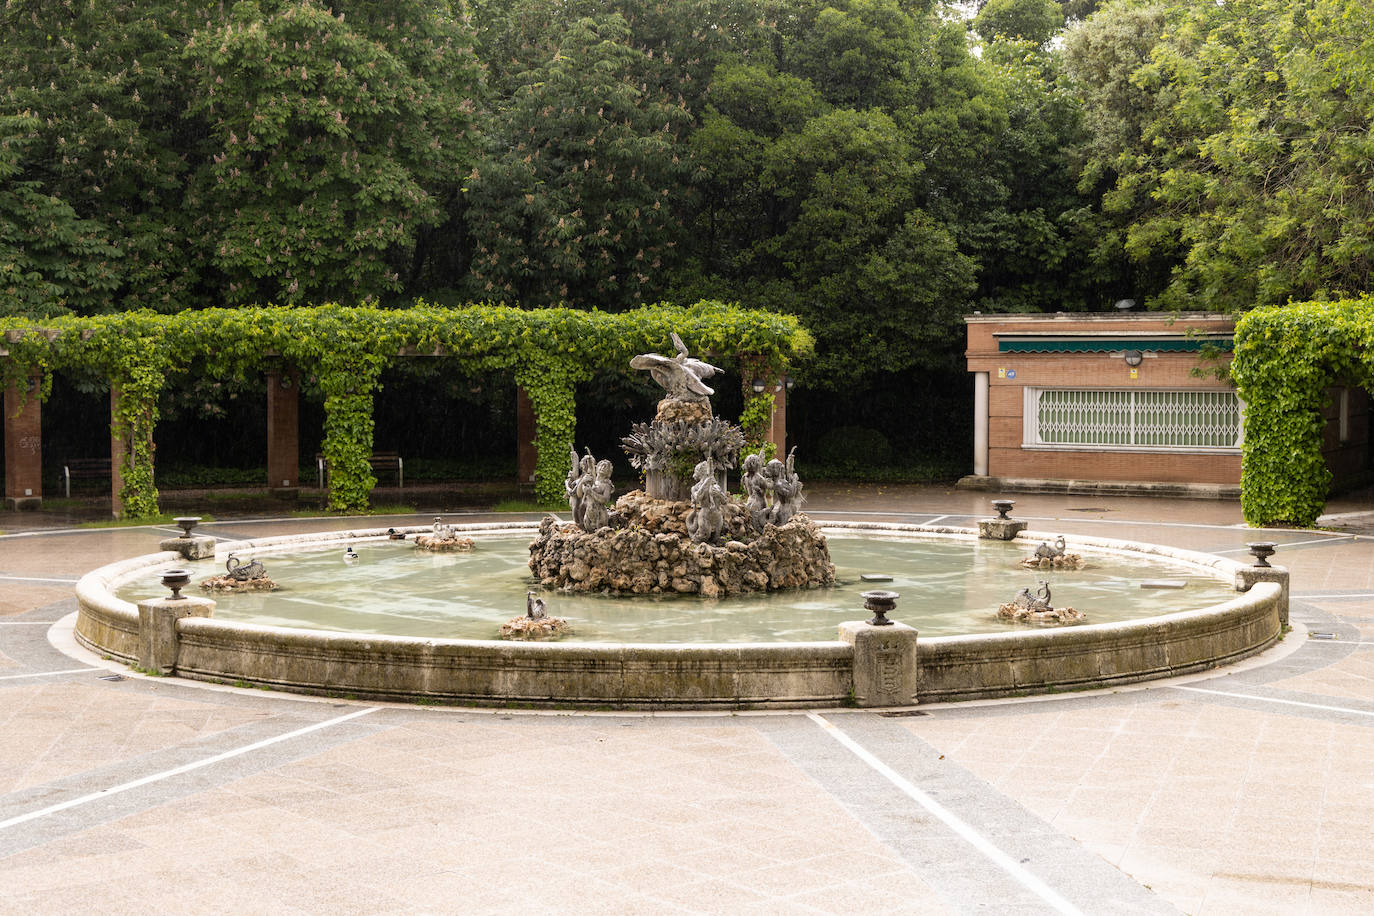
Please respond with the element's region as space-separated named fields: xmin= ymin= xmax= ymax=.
xmin=225 ymin=553 xmax=267 ymax=582
xmin=1033 ymin=536 xmax=1067 ymax=561
xmin=526 ymin=591 xmax=547 ymax=620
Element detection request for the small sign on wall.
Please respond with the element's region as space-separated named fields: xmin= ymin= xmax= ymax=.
xmin=1130 ymin=368 xmax=1138 ymax=379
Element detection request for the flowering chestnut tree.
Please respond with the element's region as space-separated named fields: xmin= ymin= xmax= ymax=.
xmin=183 ymin=0 xmax=481 ymax=305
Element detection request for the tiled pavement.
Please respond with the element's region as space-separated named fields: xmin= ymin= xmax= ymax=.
xmin=2 ymin=485 xmax=1374 ymax=914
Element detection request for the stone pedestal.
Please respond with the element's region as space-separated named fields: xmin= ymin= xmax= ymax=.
xmin=839 ymin=621 xmax=919 ymax=707
xmin=158 ymin=536 xmax=217 ymax=561
xmin=978 ymin=518 xmax=1027 ymax=540
xmin=1235 ymin=564 xmax=1290 ymax=627
xmin=137 ymin=596 xmax=215 ymax=675
xmin=3 ymin=374 xmax=42 ymax=510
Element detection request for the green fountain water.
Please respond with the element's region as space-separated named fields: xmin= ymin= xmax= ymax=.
xmin=114 ymin=534 xmax=1236 ymax=643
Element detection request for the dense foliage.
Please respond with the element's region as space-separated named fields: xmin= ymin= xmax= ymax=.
xmin=1065 ymin=0 xmax=1374 ymax=311
xmin=8 ymin=1 xmax=1372 ymax=329
xmin=0 ymin=302 xmax=811 ymax=513
xmin=1232 ymin=301 xmax=1374 ymax=528
xmin=0 ymin=0 xmax=480 ymax=314
xmin=6 ymin=0 xmax=1374 ymax=516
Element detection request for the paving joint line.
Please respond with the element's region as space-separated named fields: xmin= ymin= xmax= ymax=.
xmin=0 ymin=706 xmax=381 ymax=832
xmin=807 ymin=712 xmax=1086 ymax=916
xmin=0 ymin=575 xmax=81 ymax=584
xmin=1173 ymin=686 xmax=1374 ymax=718
xmin=0 ymin=667 xmax=98 ymax=681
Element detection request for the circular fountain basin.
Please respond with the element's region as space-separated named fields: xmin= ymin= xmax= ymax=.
xmin=111 ymin=533 xmax=1237 ymax=642
xmin=73 ymin=521 xmax=1285 ymax=708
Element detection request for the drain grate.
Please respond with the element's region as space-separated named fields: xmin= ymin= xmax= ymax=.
xmin=878 ymin=709 xmax=929 ymax=717
xmin=98 ymin=674 xmax=124 ymax=681
xmin=1309 ymin=632 xmax=1337 ymax=640
xmin=1069 ymin=507 xmax=1112 ymax=513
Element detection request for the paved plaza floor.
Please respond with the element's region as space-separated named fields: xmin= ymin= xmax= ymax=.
xmin=2 ymin=484 xmax=1374 ymax=914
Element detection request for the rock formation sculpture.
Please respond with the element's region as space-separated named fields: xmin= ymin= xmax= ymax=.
xmin=529 ymin=329 xmax=832 ymax=597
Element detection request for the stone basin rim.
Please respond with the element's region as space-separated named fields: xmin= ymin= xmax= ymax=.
xmin=84 ymin=519 xmax=1250 ymax=639
xmin=71 ymin=520 xmax=1284 ymax=707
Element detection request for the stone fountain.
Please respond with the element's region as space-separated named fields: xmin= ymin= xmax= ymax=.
xmin=528 ymin=333 xmax=834 ymax=597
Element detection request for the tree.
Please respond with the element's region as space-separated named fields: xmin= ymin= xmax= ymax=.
xmin=0 ymin=1 xmax=213 ymax=313
xmin=974 ymin=0 xmax=1065 ymax=46
xmin=0 ymin=114 xmax=121 ymax=318
xmin=0 ymin=0 xmax=480 ymax=314
xmin=462 ymin=13 xmax=692 ymax=308
xmin=681 ymin=0 xmax=982 ymax=388
xmin=947 ymin=37 xmax=1089 ymax=312
xmin=1072 ymin=0 xmax=1374 ymax=312
xmin=1059 ymin=1 xmax=1173 ymax=306
xmin=183 ymin=0 xmax=481 ymax=305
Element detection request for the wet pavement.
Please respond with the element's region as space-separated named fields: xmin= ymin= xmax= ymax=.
xmin=2 ymin=484 xmax=1374 ymax=913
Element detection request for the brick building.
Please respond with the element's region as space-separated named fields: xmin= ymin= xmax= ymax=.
xmin=960 ymin=311 xmax=1370 ymax=496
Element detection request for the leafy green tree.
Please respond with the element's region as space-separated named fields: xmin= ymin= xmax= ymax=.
xmin=0 ymin=0 xmax=479 ymax=314
xmin=462 ymin=13 xmax=692 ymax=308
xmin=183 ymin=0 xmax=481 ymax=305
xmin=948 ymin=38 xmax=1089 ymax=312
xmin=1059 ymin=1 xmax=1173 ymax=305
xmin=0 ymin=114 xmax=121 ymax=317
xmin=974 ymin=0 xmax=1065 ymax=46
xmin=0 ymin=1 xmax=213 ymax=313
xmin=682 ymin=1 xmax=983 ymax=387
xmin=1072 ymin=0 xmax=1374 ymax=311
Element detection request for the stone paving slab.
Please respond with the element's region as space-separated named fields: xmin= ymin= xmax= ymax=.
xmin=3 ymin=495 xmax=1374 ymax=912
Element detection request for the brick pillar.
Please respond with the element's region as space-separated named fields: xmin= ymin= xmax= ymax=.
xmin=767 ymin=379 xmax=787 ymax=455
xmin=517 ymin=387 xmax=537 ymax=484
xmin=266 ymin=369 xmax=300 ymax=493
xmin=3 ymin=373 xmax=43 ymax=510
xmin=110 ymin=387 xmax=127 ymax=517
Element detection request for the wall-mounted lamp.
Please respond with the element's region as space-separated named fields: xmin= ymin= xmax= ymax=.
xmin=784 ymin=376 xmax=794 ymax=391
xmin=751 ymin=379 xmax=767 ymax=394
xmin=1123 ymin=349 xmax=1144 ymax=367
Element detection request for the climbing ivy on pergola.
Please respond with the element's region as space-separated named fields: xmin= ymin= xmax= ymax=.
xmin=1232 ymin=300 xmax=1374 ymax=527
xmin=0 ymin=301 xmax=813 ymax=516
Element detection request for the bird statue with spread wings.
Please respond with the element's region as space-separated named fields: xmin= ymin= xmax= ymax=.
xmin=630 ymin=332 xmax=722 ymax=402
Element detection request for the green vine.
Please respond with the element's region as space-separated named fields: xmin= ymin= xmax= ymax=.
xmin=0 ymin=301 xmax=813 ymax=517
xmin=739 ymin=392 xmax=777 ymax=459
xmin=1232 ymin=300 xmax=1374 ymax=527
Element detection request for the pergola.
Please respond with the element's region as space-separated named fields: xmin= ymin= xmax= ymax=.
xmin=1 ymin=303 xmax=808 ymax=516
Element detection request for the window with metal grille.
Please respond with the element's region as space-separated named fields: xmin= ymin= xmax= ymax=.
xmin=1025 ymin=389 xmax=1242 ymax=450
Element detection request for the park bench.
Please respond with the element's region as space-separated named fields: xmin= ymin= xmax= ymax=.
xmin=62 ymin=457 xmax=112 ymax=497
xmin=315 ymin=451 xmax=404 ymax=491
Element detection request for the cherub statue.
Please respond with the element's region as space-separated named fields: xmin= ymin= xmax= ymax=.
xmin=765 ymin=447 xmax=803 ymax=527
xmin=578 ymin=459 xmax=615 ymax=531
xmin=565 ymin=448 xmax=595 ymax=527
xmin=630 ymin=332 xmax=722 ymax=403
xmin=741 ymin=447 xmax=769 ymax=532
xmin=687 ymin=458 xmax=728 ymax=543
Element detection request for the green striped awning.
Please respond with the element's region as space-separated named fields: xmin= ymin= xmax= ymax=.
xmin=996 ymin=337 xmax=1233 ymax=354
